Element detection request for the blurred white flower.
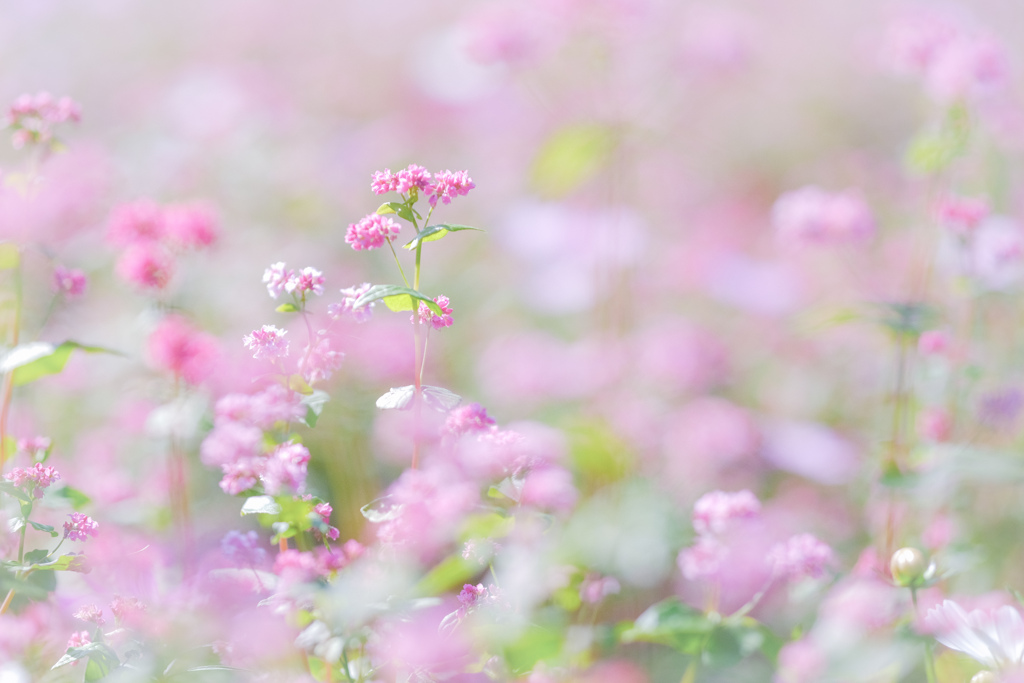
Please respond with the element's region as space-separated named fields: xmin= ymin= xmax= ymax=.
xmin=926 ymin=599 xmax=1024 ymax=669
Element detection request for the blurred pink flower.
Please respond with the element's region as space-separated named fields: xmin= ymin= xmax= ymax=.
xmin=926 ymin=599 xmax=1024 ymax=670
xmin=918 ymin=329 xmax=952 ymax=356
xmin=918 ymin=407 xmax=952 ymax=442
xmin=242 ymin=324 xmax=289 ymax=360
xmin=299 ymin=337 xmax=344 ymax=384
xmin=692 ymin=489 xmax=761 ymax=536
xmin=444 ymin=403 xmax=496 ymax=438
xmin=163 ymin=202 xmax=219 ymax=249
xmin=5 ymin=91 xmax=81 ymax=149
xmin=262 ymin=261 xmax=292 ymax=299
xmin=519 ymin=465 xmax=578 ymax=513
xmin=328 ymin=282 xmax=374 ymax=322
xmin=106 ymin=199 xmax=166 ymax=247
xmin=261 ymin=441 xmax=310 ymax=495
xmin=115 ymin=242 xmax=175 ymax=291
xmin=63 ymin=512 xmax=99 ymax=541
xmin=53 ymin=265 xmax=87 ymax=297
xmin=417 ymin=294 xmax=454 ymax=329
xmin=772 ymin=186 xmax=875 ymax=246
xmin=936 ymin=196 xmax=989 ymax=234
xmin=775 ymin=638 xmax=826 ymax=683
xmin=767 ymin=533 xmax=834 ymax=581
xmin=148 ymin=315 xmax=220 ymax=385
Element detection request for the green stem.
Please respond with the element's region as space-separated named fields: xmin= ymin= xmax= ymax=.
xmin=386 ymin=239 xmax=409 ymax=288
xmin=0 ymin=253 xmax=23 ymax=473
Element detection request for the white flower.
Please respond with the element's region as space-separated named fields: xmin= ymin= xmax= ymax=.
xmin=926 ymin=599 xmax=1024 ymax=670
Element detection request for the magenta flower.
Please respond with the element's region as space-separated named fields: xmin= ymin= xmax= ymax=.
xmin=66 ymin=631 xmax=91 ymax=650
xmin=345 ymin=214 xmax=401 ymax=251
xmin=5 ymin=462 xmax=61 ymax=498
xmin=691 ymin=489 xmax=761 ymax=535
xmin=767 ymin=533 xmax=834 ymax=581
xmin=298 ymin=337 xmax=344 ymax=384
xmin=286 ymin=266 xmax=325 ymax=297
xmin=106 ymin=199 xmax=166 ymax=247
xmin=53 ymin=266 xmax=87 ymax=297
xmin=328 ymin=283 xmax=374 ymax=323
xmin=148 ymin=315 xmax=219 ymax=385
xmin=115 ymin=243 xmax=175 ymax=291
xmin=417 ymin=295 xmax=454 ymax=329
xmin=371 ymin=164 xmax=433 ymax=195
xmin=63 ymin=512 xmax=98 ymax=541
xmin=163 ymin=202 xmax=219 ymax=249
xmin=72 ymin=604 xmax=105 ymax=626
xmin=5 ymin=91 xmax=81 ymax=149
xmin=444 ymin=403 xmax=496 ymax=438
xmin=262 ymin=262 xmax=292 ymax=299
xmin=262 ymin=441 xmax=311 ymax=495
xmin=243 ymin=324 xmax=289 ymax=360
xmin=772 ymin=186 xmax=875 ymax=246
xmin=428 ymin=169 xmax=475 ymax=207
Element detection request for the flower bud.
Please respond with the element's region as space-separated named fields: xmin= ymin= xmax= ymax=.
xmin=890 ymin=547 xmax=927 ymax=586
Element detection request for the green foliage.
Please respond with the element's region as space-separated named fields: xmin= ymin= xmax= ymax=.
xmin=504 ymin=622 xmax=565 ymax=674
xmin=905 ymin=104 xmax=971 ymax=175
xmin=354 ymin=284 xmax=444 ymax=315
xmin=532 ymin=124 xmax=616 ymax=197
xmin=0 ymin=243 xmax=20 ymax=270
xmin=377 ymin=201 xmax=416 ymax=222
xmin=403 ymin=223 xmax=484 ymax=250
xmin=414 ymin=553 xmax=481 ymax=597
xmin=10 ymin=341 xmax=120 ymax=387
xmin=276 ymin=302 xmax=300 ymax=313
xmin=51 ymin=642 xmax=121 ymax=679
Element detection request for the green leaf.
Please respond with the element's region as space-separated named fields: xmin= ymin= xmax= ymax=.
xmin=403 ymin=224 xmax=484 ymax=250
xmin=28 ymin=520 xmax=57 ymax=537
xmin=620 ymin=598 xmax=713 ymax=654
xmin=54 ymin=485 xmax=91 ymax=510
xmin=504 ymin=624 xmax=564 ymax=674
xmin=23 ymin=548 xmax=50 ymax=564
xmin=353 ymin=284 xmax=443 ymax=316
xmin=300 ymin=390 xmax=330 ymax=428
xmin=0 ymin=481 xmax=32 ymax=503
xmin=0 ymin=243 xmax=20 ymax=270
xmin=241 ymin=495 xmax=281 ymax=516
xmin=413 ymin=553 xmax=479 ymax=597
xmin=376 ymin=201 xmax=415 ymax=222
xmin=531 ymin=124 xmax=615 ymax=198
xmin=276 ymin=303 xmax=300 ymax=313
xmin=36 ymin=554 xmax=90 ymax=573
xmin=287 ymin=374 xmax=314 ymax=395
xmin=11 ymin=341 xmax=121 ymax=387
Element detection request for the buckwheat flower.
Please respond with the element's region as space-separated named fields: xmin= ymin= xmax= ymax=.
xmin=286 ymin=266 xmax=325 ymax=297
xmin=444 ymin=403 xmax=496 ymax=438
xmin=218 ymin=458 xmax=263 ymax=496
xmin=768 ymin=533 xmax=834 ymax=580
xmin=66 ymin=631 xmax=91 ymax=650
xmin=299 ymin=337 xmax=344 ymax=384
xmin=772 ymin=186 xmax=875 ymax=246
xmin=243 ymin=324 xmax=289 ymax=360
xmin=371 ymin=168 xmax=399 ymax=195
xmin=678 ymin=536 xmax=726 ymax=580
xmin=63 ymin=512 xmax=98 ymax=541
xmin=261 ymin=441 xmax=311 ymax=495
xmin=312 ymin=502 xmax=341 ymax=541
xmin=247 ymin=384 xmax=306 ymax=427
xmin=937 ymin=196 xmax=989 ymax=235
xmin=109 ymin=596 xmax=146 ymax=625
xmin=262 ymin=262 xmax=292 ymax=299
xmin=200 ymin=421 xmax=263 ymax=468
xmin=106 ymin=199 xmax=166 ymax=247
xmin=53 ymin=265 xmax=87 ymax=297
xmin=428 ymin=169 xmax=475 ymax=208
xmin=163 ymin=202 xmax=219 ymax=249
xmin=115 ymin=243 xmax=175 ymax=291
xmin=72 ymin=604 xmax=105 ymax=626
xmin=5 ymin=462 xmax=61 ymax=498
xmin=417 ymin=295 xmax=454 ymax=329
xmin=328 ymin=283 xmax=374 ymax=323
xmin=148 ymin=315 xmax=219 ymax=385
xmin=16 ymin=436 xmax=51 ymax=459
xmin=395 ymin=164 xmax=432 ymax=194
xmin=691 ymin=489 xmax=761 ymax=536
xmin=221 ymin=530 xmax=267 ymax=567
xmin=926 ymin=599 xmax=1024 ymax=670
xmin=345 ymin=214 xmax=401 ymax=251
xmin=5 ymin=92 xmax=81 ymax=149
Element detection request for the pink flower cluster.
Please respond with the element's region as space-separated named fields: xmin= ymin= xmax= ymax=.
xmin=298 ymin=336 xmax=344 ymax=385
xmin=273 ymin=541 xmax=365 ymax=583
xmin=417 ymin=295 xmax=454 ymax=329
xmin=444 ymin=403 xmax=496 ymax=438
xmin=63 ymin=512 xmax=98 ymax=542
xmin=313 ymin=501 xmax=340 ymax=541
xmin=691 ymin=489 xmax=761 ymax=536
xmin=201 ymin=385 xmax=309 ymax=496
xmin=772 ymin=187 xmax=876 ymax=246
xmin=148 ymin=315 xmax=220 ymax=385
xmin=936 ymin=195 xmax=989 ymax=234
xmin=243 ymin=324 xmax=289 ymax=360
xmin=53 ymin=265 xmax=87 ymax=298
xmin=4 ymin=462 xmax=61 ymax=498
xmin=882 ymin=8 xmax=1008 ymax=104
xmin=767 ymin=533 xmax=834 ymax=580
xmin=107 ymin=199 xmax=219 ymax=291
xmin=262 ymin=262 xmax=325 ymax=299
xmin=345 ymin=214 xmax=402 ymax=251
xmin=4 ymin=91 xmax=81 ymax=149
xmin=73 ymin=604 xmax=105 ymax=625
xmin=327 ymin=283 xmax=375 ymax=323
xmin=370 ymin=165 xmax=476 ymax=208
xmin=16 ymin=436 xmax=51 ymax=459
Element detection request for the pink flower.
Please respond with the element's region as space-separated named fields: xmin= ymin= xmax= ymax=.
xmin=936 ymin=196 xmax=989 ymax=234
xmin=313 ymin=502 xmax=340 ymax=541
xmin=345 ymin=214 xmax=401 ymax=251
xmin=200 ymin=421 xmax=263 ymax=468
xmin=53 ymin=266 xmax=87 ymax=297
xmin=286 ymin=266 xmax=325 ymax=297
xmin=371 ymin=164 xmax=433 ymax=195
xmin=678 ymin=536 xmax=726 ymax=580
xmin=428 ymin=169 xmax=475 ymax=208
xmin=918 ymin=330 xmax=952 ymax=356
xmin=163 ymin=202 xmax=219 ymax=249
xmin=767 ymin=533 xmax=834 ymax=580
xmin=115 ymin=243 xmax=175 ymax=291
xmin=221 ymin=530 xmax=268 ymax=567
xmin=106 ymin=199 xmax=166 ymax=247
xmin=918 ymin=407 xmax=952 ymax=442
xmin=17 ymin=436 xmax=51 ymax=457
xmin=262 ymin=262 xmax=293 ymax=299
xmin=328 ymin=283 xmax=374 ymax=323
xmin=519 ymin=465 xmax=578 ymax=512
xmin=5 ymin=92 xmax=81 ymax=149
xmin=109 ymin=595 xmax=146 ymax=624
xmin=775 ymin=638 xmax=826 ymax=683
xmin=63 ymin=512 xmax=99 ymax=542
xmin=417 ymin=295 xmax=454 ymax=329
xmin=299 ymin=337 xmax=344 ymax=384
xmin=691 ymin=489 xmax=761 ymax=536
xmin=580 ymin=574 xmax=621 ymax=605
xmin=371 ymin=168 xmax=398 ymax=195
xmin=444 ymin=403 xmax=495 ymax=438
xmin=72 ymin=604 xmax=105 ymax=626
xmin=261 ymin=441 xmax=311 ymax=495
xmin=5 ymin=462 xmax=61 ymax=498
xmin=147 ymin=315 xmax=219 ymax=385
xmin=772 ymin=186 xmax=875 ymax=246
xmin=242 ymin=325 xmax=289 ymax=360
xmin=66 ymin=630 xmax=91 ymax=650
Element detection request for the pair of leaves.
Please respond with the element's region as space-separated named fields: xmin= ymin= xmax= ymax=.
xmin=52 ymin=642 xmax=120 ymax=680
xmin=375 ymin=384 xmax=461 ymax=411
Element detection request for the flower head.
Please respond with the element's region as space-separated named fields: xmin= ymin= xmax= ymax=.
xmin=115 ymin=243 xmax=175 ymax=291
xmin=163 ymin=202 xmax=219 ymax=249
xmin=63 ymin=512 xmax=98 ymax=541
xmin=148 ymin=315 xmax=219 ymax=385
xmin=262 ymin=262 xmax=293 ymax=299
xmin=243 ymin=324 xmax=289 ymax=360
xmin=417 ymin=295 xmax=454 ymax=329
xmin=428 ymin=169 xmax=475 ymax=208
xmin=767 ymin=533 xmax=834 ymax=581
xmin=53 ymin=266 xmax=87 ymax=297
xmin=691 ymin=489 xmax=761 ymax=536
xmin=287 ymin=266 xmax=325 ymax=297
xmin=328 ymin=283 xmax=374 ymax=323
xmin=5 ymin=462 xmax=61 ymax=498
xmin=345 ymin=214 xmax=401 ymax=251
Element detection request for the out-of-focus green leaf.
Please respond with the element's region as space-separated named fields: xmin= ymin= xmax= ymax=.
xmin=403 ymin=224 xmax=484 ymax=250
xmin=354 ymin=284 xmax=443 ymax=316
xmin=0 ymin=244 xmax=19 ymax=270
xmin=52 ymin=642 xmax=120 ymax=674
xmin=566 ymin=419 xmax=634 ymax=490
xmin=276 ymin=303 xmax=300 ymax=313
xmin=286 ymin=374 xmax=314 ymax=395
xmin=414 ymin=553 xmax=479 ymax=597
xmin=0 ymin=481 xmax=31 ymax=503
xmin=54 ymin=485 xmax=91 ymax=510
xmin=532 ymin=124 xmax=615 ymax=197
xmin=11 ymin=341 xmax=120 ymax=387
xmin=300 ymin=390 xmax=330 ymax=427
xmin=620 ymin=598 xmax=713 ymax=654
xmin=504 ymin=624 xmax=564 ymax=674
